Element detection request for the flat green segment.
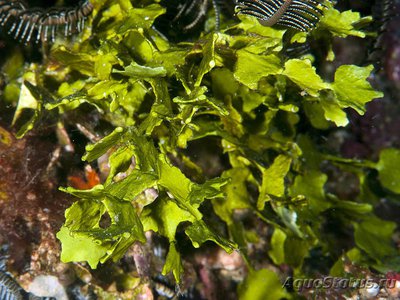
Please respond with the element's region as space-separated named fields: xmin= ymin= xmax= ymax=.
xmin=234 ymin=51 xmax=282 ymax=89
xmin=59 ymin=128 xmax=232 ymax=274
xmin=57 ymin=226 xmax=110 ymax=269
xmin=238 ymin=269 xmax=290 ymax=300
xmin=376 ymin=148 xmax=400 ymax=194
xmin=57 ymin=198 xmax=145 ymax=268
xmin=332 ymin=65 xmax=383 ymax=114
xmin=185 ymin=220 xmax=237 ymax=252
xmin=320 ymin=8 xmax=370 ymax=38
xmin=290 ymin=170 xmax=330 ymax=214
xmin=257 ymin=154 xmax=292 ymax=210
xmin=162 ymin=243 xmax=184 ymax=282
xmin=283 ymin=59 xmax=329 ymax=97
xmin=113 ymin=62 xmax=167 ymax=79
xmin=5 ymin=0 xmax=395 ymax=287
xmin=354 ymin=217 xmax=397 ymax=259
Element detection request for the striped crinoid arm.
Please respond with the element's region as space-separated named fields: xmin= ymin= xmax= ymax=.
xmin=236 ymin=0 xmax=326 ymax=31
xmin=0 ymin=0 xmax=93 ymax=44
xmin=0 ymin=1 xmax=27 ymax=26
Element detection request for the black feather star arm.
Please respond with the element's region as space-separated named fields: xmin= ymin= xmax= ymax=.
xmin=0 ymin=271 xmax=25 ymax=300
xmin=235 ymin=0 xmax=326 ymax=31
xmin=0 ymin=271 xmax=56 ymax=300
xmin=368 ymin=0 xmax=398 ymax=71
xmin=154 ymin=0 xmax=236 ymax=41
xmin=0 ymin=246 xmax=55 ymax=300
xmin=0 ymin=0 xmax=93 ymax=44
